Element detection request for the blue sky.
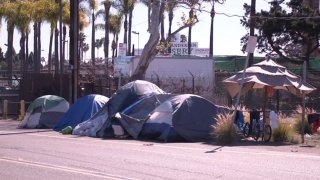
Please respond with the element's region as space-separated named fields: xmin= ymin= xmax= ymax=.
xmin=0 ymin=0 xmax=271 ymax=60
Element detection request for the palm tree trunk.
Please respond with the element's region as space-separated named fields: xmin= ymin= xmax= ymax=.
xmin=55 ymin=28 xmax=59 ymax=73
xmin=124 ymin=14 xmax=128 ymax=47
xmin=25 ymin=31 xmax=29 ymax=73
xmin=20 ymin=32 xmax=26 ymax=78
xmin=63 ymin=25 xmax=66 ymax=68
xmin=160 ymin=15 xmax=165 ymax=42
xmin=48 ymin=30 xmax=53 ymax=73
xmin=37 ymin=21 xmax=42 ymax=72
xmin=7 ymin=21 xmax=14 ymax=86
xmin=188 ymin=9 xmax=193 ymax=55
xmin=209 ymin=5 xmax=215 ymax=58
xmin=115 ymin=34 xmax=119 ymax=57
xmin=128 ymin=9 xmax=133 ymax=56
xmin=104 ymin=2 xmax=110 ymax=59
xmin=33 ymin=22 xmax=38 ymax=73
xmin=168 ymin=11 xmax=173 ymax=54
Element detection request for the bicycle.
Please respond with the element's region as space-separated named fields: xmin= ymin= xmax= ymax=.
xmin=243 ymin=118 xmax=272 ymax=142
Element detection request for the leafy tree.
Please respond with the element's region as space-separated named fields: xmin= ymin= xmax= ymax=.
xmin=132 ymin=0 xmax=199 ymax=79
xmin=240 ymin=0 xmax=320 ymax=71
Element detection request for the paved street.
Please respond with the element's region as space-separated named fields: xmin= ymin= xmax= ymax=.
xmin=1 ymin=119 xmax=320 ymax=180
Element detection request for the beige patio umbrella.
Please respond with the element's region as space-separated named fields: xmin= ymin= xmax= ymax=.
xmin=223 ymin=59 xmax=316 ymax=98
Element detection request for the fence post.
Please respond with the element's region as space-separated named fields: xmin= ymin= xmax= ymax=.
xmin=3 ymin=99 xmax=8 ymax=119
xmin=18 ymin=100 xmax=25 ymax=121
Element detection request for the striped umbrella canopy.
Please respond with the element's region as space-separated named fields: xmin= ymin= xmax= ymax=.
xmin=223 ymin=59 xmax=316 ymax=98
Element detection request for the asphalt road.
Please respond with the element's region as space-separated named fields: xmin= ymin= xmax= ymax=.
xmin=1 ymin=119 xmax=320 ymax=180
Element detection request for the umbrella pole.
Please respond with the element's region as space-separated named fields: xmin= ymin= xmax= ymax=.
xmin=233 ymin=53 xmax=250 ymax=120
xmin=301 ymin=92 xmax=306 ymax=143
xmin=263 ymin=86 xmax=268 ymax=124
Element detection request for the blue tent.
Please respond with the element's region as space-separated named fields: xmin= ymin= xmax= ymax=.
xmin=54 ymin=94 xmax=109 ymax=131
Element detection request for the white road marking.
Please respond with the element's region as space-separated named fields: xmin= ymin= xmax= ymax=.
xmin=0 ymin=157 xmax=137 ymax=180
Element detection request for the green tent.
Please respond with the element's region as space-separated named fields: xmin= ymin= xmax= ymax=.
xmin=19 ymin=95 xmax=70 ymax=129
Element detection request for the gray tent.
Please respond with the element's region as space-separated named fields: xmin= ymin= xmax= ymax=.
xmin=119 ymin=94 xmax=230 ymax=142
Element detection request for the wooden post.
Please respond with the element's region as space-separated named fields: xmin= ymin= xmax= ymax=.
xmin=18 ymin=100 xmax=25 ymax=121
xmin=3 ymin=100 xmax=8 ymax=119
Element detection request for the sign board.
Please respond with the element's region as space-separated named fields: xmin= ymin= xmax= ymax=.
xmin=245 ymin=36 xmax=257 ymax=53
xmin=118 ymin=43 xmax=127 ymax=57
xmin=114 ymin=56 xmax=133 ymax=76
xmin=171 ymin=42 xmax=198 ymax=56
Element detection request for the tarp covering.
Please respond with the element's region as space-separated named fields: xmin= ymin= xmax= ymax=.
xmin=223 ymin=59 xmax=316 ymax=97
xmin=119 ymin=94 xmax=231 ymax=142
xmin=73 ymin=80 xmax=166 ymax=137
xmin=19 ymin=95 xmax=69 ymax=129
xmin=54 ymin=94 xmax=109 ymax=131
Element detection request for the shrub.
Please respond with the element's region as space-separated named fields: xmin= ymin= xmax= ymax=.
xmin=293 ymin=117 xmax=312 ymax=135
xmin=289 ymin=133 xmax=302 ymax=144
xmin=212 ymin=113 xmax=239 ymax=145
xmin=272 ymin=123 xmax=292 ymax=142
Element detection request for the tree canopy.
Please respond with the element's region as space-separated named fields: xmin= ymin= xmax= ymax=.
xmin=241 ymin=0 xmax=320 ymax=65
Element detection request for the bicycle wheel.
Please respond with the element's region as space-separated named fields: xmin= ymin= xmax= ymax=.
xmin=263 ymin=125 xmax=272 ymax=142
xmin=253 ymin=124 xmax=260 ymax=141
xmin=243 ymin=122 xmax=250 ymax=138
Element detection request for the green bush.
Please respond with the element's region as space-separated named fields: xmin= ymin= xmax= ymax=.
xmin=212 ymin=113 xmax=239 ymax=145
xmin=272 ymin=123 xmax=292 ymax=142
xmin=293 ymin=118 xmax=312 ymax=135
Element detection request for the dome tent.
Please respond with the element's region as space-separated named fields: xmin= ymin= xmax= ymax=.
xmin=19 ymin=95 xmax=69 ymax=129
xmin=119 ymin=94 xmax=231 ymax=142
xmin=54 ymin=94 xmax=109 ymax=131
xmin=73 ymin=80 xmax=166 ymax=137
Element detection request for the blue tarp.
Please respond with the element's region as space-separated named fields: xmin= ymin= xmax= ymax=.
xmin=54 ymin=94 xmax=109 ymax=131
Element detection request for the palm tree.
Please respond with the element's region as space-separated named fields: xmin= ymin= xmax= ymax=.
xmin=79 ymin=32 xmax=86 ymax=62
xmin=109 ymin=13 xmax=122 ymax=59
xmin=44 ymin=0 xmax=60 ymax=73
xmin=30 ymin=0 xmax=57 ymax=73
xmin=166 ymin=0 xmax=179 ymax=53
xmin=204 ymin=0 xmax=226 ymax=58
xmin=80 ymin=0 xmax=98 ymax=67
xmin=82 ymin=43 xmax=89 ymax=60
xmin=0 ymin=1 xmax=18 ymax=85
xmin=95 ymin=0 xmax=111 ymax=59
xmin=113 ymin=0 xmax=135 ymax=55
xmin=103 ymin=0 xmax=111 ymax=59
xmin=14 ymin=1 xmax=33 ymax=75
xmin=186 ymin=0 xmax=199 ymax=55
xmin=140 ymin=0 xmax=151 ymax=32
xmin=95 ymin=38 xmax=104 ymax=58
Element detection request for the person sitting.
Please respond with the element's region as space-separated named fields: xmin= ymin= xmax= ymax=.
xmin=269 ymin=109 xmax=278 ymax=129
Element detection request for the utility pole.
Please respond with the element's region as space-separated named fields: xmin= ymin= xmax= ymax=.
xmin=248 ymin=0 xmax=256 ymax=66
xmin=70 ymin=0 xmax=79 ymax=103
xmin=59 ymin=0 xmax=63 ymax=97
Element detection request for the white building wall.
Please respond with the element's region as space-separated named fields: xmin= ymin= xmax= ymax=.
xmin=132 ymin=57 xmax=215 ymax=99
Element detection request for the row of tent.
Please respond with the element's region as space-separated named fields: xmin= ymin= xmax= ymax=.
xmin=19 ymin=80 xmax=231 ymax=142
